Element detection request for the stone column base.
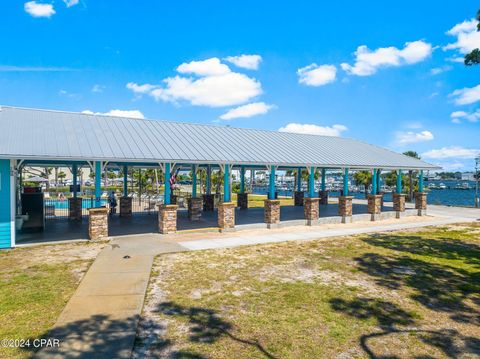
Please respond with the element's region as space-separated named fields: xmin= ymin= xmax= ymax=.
xmin=415 ymin=192 xmax=427 ymax=216
xmin=367 ymin=194 xmax=382 ymax=221
xmin=304 ymin=197 xmax=320 ymax=226
xmin=237 ymin=193 xmax=248 ymax=209
xmin=120 ymin=197 xmax=132 ymax=217
xmin=338 ymin=196 xmax=353 ymax=223
xmin=158 ymin=204 xmax=178 ymax=234
xmin=202 ymin=194 xmax=215 ymax=211
xmin=69 ymin=197 xmax=82 ymax=221
xmin=319 ymin=190 xmax=329 ymax=205
xmin=188 ymin=197 xmax=203 ymax=221
xmin=393 ymin=193 xmax=406 ymax=218
xmin=294 ymin=191 xmax=304 ymax=206
xmin=264 ymin=199 xmax=281 ymax=228
xmin=218 ymin=202 xmax=235 ymax=231
xmin=88 ymin=207 xmax=108 ymax=240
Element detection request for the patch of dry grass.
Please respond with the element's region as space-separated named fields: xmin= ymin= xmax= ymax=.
xmin=0 ymin=241 xmax=104 ymax=359
xmin=136 ymin=223 xmax=480 ymax=358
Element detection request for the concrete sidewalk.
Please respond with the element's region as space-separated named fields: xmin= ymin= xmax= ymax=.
xmin=35 ymin=238 xmax=188 ymax=359
xmin=35 ymin=206 xmax=479 ymax=358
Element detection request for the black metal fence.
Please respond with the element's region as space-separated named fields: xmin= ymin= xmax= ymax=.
xmin=44 ymin=195 xmax=161 ymax=220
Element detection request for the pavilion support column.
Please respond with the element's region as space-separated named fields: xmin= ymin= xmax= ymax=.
xmin=158 ymin=163 xmax=178 ymax=234
xmin=394 ymin=169 xmax=406 ymax=218
xmin=218 ymin=164 xmax=235 ymax=231
xmin=294 ymin=167 xmax=304 ymax=206
xmin=94 ymin=161 xmax=102 ymax=207
xmin=304 ymin=166 xmax=320 ymax=225
xmin=319 ymin=168 xmax=329 ymax=205
xmin=415 ymin=170 xmax=427 ymax=216
xmin=88 ymin=207 xmax=108 ymax=240
xmin=339 ymin=168 xmax=353 ymax=223
xmin=264 ymin=166 xmax=280 ymax=228
xmin=69 ymin=163 xmax=82 ymax=221
xmin=203 ymin=165 xmax=214 ymax=211
xmin=120 ymin=165 xmax=132 ymax=217
xmin=237 ymin=166 xmax=248 ymax=209
xmin=376 ymin=169 xmax=384 ymax=208
xmin=304 ymin=198 xmax=320 ymax=226
xmin=367 ymin=168 xmax=382 ymax=221
xmin=188 ymin=165 xmax=203 ymax=221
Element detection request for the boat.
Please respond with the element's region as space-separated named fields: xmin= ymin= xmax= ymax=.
xmin=454 ymin=182 xmax=471 ymax=190
xmin=438 ymin=183 xmax=447 ymax=190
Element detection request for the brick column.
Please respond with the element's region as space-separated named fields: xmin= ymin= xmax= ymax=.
xmin=304 ymin=197 xmax=320 ymax=226
xmin=88 ymin=207 xmax=108 ymax=240
xmin=237 ymin=193 xmax=248 ymax=209
xmin=202 ymin=194 xmax=215 ymax=211
xmin=218 ymin=202 xmax=235 ymax=231
xmin=68 ymin=197 xmax=82 ymax=221
xmin=338 ymin=196 xmax=353 ymax=223
xmin=158 ymin=204 xmax=178 ymax=234
xmin=414 ymin=192 xmax=427 ymax=216
xmin=294 ymin=191 xmax=304 ymax=206
xmin=319 ymin=190 xmax=329 ymax=205
xmin=188 ymin=197 xmax=203 ymax=221
xmin=367 ymin=194 xmax=382 ymax=221
xmin=120 ymin=197 xmax=132 ymax=217
xmin=393 ymin=193 xmax=406 ymax=218
xmin=264 ymin=199 xmax=281 ymax=228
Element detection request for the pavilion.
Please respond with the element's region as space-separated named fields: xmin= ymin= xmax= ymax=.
xmin=0 ymin=106 xmax=439 ymax=249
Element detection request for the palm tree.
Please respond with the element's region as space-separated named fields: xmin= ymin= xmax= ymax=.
xmin=353 ymin=171 xmax=372 ymax=198
xmin=403 ymin=151 xmax=420 ymax=202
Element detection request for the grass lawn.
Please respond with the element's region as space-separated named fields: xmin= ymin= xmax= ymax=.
xmin=231 ymin=193 xmax=294 ymax=208
xmin=0 ymin=241 xmax=104 ymax=359
xmin=134 ymin=223 xmax=480 ymax=358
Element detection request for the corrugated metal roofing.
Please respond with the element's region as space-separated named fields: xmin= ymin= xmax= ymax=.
xmin=0 ymin=106 xmax=439 ymax=170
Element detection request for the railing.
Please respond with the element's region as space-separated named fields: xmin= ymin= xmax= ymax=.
xmin=43 ymin=195 xmax=161 ymax=220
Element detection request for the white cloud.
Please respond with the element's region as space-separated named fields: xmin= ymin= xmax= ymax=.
xmin=297 ymin=64 xmax=337 ymax=86
xmin=219 ymin=102 xmax=275 ymax=120
xmin=430 ymin=65 xmax=452 ymax=75
xmin=91 ymin=84 xmax=105 ymax=93
xmin=225 ymin=55 xmax=262 ymax=70
xmin=177 ymin=58 xmax=230 ymax=76
xmin=24 ymin=1 xmax=55 ymax=18
xmin=422 ymin=146 xmax=479 ymax=159
xmin=126 ymin=82 xmax=157 ymax=95
xmin=450 ymin=109 xmax=480 ymax=123
xmin=127 ymin=58 xmax=262 ymax=108
xmin=450 ymin=84 xmax=480 ymax=105
xmin=82 ymin=109 xmax=145 ymax=119
xmin=444 ymin=19 xmax=480 ymax=54
xmin=395 ymin=130 xmax=434 ymax=145
xmin=341 ymin=40 xmax=432 ymax=76
xmin=278 ymin=123 xmax=347 ymax=137
xmin=63 ymin=0 xmax=79 ymax=7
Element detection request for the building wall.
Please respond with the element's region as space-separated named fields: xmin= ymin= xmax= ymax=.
xmin=0 ymin=159 xmax=12 ymax=249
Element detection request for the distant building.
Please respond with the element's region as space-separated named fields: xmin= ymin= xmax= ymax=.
xmin=462 ymin=172 xmax=475 ymax=181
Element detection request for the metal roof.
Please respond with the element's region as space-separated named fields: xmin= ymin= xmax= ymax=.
xmin=0 ymin=106 xmax=439 ymax=170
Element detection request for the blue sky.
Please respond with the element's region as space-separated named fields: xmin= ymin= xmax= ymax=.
xmin=1 ymin=1 xmax=479 ymax=170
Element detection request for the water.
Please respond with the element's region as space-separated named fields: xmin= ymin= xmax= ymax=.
xmin=252 ymin=180 xmax=479 ymax=207
xmin=46 ymin=198 xmax=108 ymax=209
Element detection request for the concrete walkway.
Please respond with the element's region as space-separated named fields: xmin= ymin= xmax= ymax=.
xmin=36 ymin=205 xmax=479 ymax=358
xmin=35 ymin=238 xmax=188 ymax=359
